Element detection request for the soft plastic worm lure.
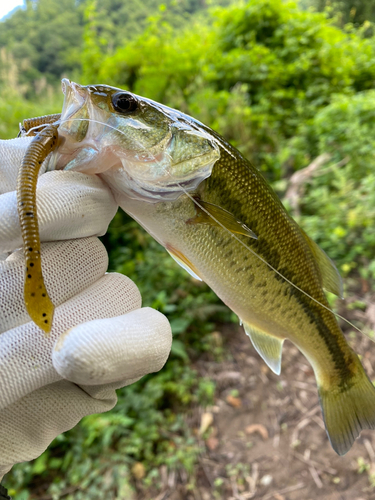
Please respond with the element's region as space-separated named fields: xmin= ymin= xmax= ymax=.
xmin=19 ymin=113 xmax=62 ymax=136
xmin=17 ymin=120 xmax=61 ymax=334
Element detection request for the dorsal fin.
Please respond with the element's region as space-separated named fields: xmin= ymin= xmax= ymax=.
xmin=243 ymin=322 xmax=284 ymax=375
xmin=300 ymin=228 xmax=343 ymax=299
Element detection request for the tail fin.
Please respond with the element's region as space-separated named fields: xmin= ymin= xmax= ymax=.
xmin=318 ymin=364 xmax=375 ymax=455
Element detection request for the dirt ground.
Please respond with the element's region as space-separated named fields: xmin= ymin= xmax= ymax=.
xmin=144 ymin=300 xmax=375 ymax=500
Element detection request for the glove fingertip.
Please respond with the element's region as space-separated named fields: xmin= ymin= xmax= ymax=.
xmin=52 ymin=308 xmax=172 ymax=386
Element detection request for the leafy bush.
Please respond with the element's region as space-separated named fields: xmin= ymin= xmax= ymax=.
xmin=7 ymin=360 xmax=215 ymax=499
xmin=84 ymin=0 xmax=375 ymax=181
xmin=295 ymin=91 xmax=375 ymax=278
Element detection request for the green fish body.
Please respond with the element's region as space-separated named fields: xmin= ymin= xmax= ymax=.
xmin=44 ymin=80 xmax=375 ymax=455
xmin=115 ymin=137 xmax=375 ymax=456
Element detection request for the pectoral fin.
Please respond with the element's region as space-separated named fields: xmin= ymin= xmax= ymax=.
xmin=166 ymin=246 xmax=202 ymax=281
xmin=300 ymin=229 xmax=343 ymax=298
xmin=243 ymin=322 xmax=284 ymax=375
xmin=187 ymin=200 xmax=257 ymax=239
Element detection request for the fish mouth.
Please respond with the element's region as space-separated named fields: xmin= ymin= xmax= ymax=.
xmin=47 ymin=80 xmax=93 ymax=172
xmin=51 ymin=79 xmax=221 ymax=202
xmin=60 ymin=79 xmax=88 ymax=122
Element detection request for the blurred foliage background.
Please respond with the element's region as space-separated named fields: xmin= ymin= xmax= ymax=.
xmin=1 ymin=0 xmax=375 ymax=497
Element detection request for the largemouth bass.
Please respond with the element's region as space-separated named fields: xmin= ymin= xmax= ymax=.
xmin=17 ymin=79 xmax=375 ymax=455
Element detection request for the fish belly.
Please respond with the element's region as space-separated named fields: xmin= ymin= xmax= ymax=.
xmin=115 ymin=191 xmax=311 ymax=343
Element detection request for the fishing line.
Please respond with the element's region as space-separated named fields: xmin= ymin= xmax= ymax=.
xmin=56 ymin=116 xmax=368 ymax=338
xmin=172 ymin=185 xmax=365 ymax=335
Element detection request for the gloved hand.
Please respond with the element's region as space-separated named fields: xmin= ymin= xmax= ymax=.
xmin=0 ymin=138 xmax=172 ymax=479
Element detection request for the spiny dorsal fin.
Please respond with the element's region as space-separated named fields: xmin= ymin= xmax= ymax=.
xmin=243 ymin=321 xmax=284 ymax=375
xmin=300 ymin=228 xmax=343 ymax=299
xmin=187 ymin=199 xmax=257 ymax=239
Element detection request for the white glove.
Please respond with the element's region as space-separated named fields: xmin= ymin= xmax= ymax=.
xmin=0 ymin=138 xmax=172 ymax=479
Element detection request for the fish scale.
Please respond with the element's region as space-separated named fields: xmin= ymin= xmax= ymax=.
xmin=202 ymin=147 xmax=319 ymax=295
xmin=117 ymin=122 xmax=375 ymax=455
xmin=17 ymin=79 xmax=375 ymax=455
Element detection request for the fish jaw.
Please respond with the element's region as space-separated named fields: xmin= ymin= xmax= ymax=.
xmin=48 ymin=80 xmax=220 ymax=201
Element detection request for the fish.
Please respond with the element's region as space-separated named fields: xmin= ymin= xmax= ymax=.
xmin=17 ymin=79 xmax=375 ymax=455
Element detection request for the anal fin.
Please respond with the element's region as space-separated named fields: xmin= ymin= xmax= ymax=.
xmin=243 ymin=321 xmax=284 ymax=375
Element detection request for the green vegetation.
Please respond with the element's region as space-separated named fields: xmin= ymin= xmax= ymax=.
xmin=303 ymin=0 xmax=375 ymax=28
xmin=1 ymin=0 xmax=375 ymax=497
xmin=8 ymin=360 xmax=216 ymax=498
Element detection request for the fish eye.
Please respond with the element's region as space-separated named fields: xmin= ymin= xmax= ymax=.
xmin=112 ymin=92 xmax=138 ymax=113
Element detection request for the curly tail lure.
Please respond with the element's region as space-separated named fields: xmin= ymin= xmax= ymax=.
xmin=17 ymin=116 xmax=61 ymax=334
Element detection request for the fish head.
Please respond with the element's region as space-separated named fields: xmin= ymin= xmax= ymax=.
xmin=50 ymin=79 xmax=220 ymax=201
